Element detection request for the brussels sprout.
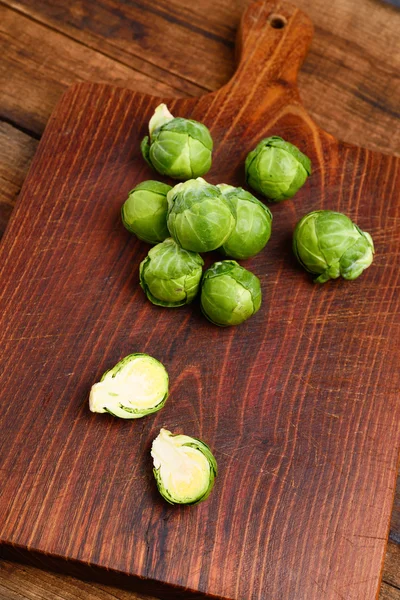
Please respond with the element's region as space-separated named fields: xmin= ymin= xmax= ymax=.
xmin=89 ymin=354 xmax=168 ymax=419
xmin=201 ymin=260 xmax=262 ymax=326
xmin=141 ymin=104 xmax=213 ymax=180
xmin=139 ymin=237 xmax=204 ymax=307
xmin=121 ymin=180 xmax=172 ymax=244
xmin=151 ymin=428 xmax=217 ymax=505
xmin=293 ymin=210 xmax=374 ymax=283
xmin=245 ymin=136 xmax=311 ymax=201
xmin=217 ymin=184 xmax=272 ymax=259
xmin=167 ymin=178 xmax=236 ymax=252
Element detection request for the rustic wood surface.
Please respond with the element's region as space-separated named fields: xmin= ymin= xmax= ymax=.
xmin=1 ymin=0 xmax=400 ymax=238
xmin=0 ymin=0 xmax=400 ymax=599
xmin=3 ymin=551 xmax=400 ymax=600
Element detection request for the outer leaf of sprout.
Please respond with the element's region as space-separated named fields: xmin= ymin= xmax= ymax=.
xmin=148 ymin=104 xmax=174 ymax=137
xmin=217 ymin=184 xmax=272 ymax=259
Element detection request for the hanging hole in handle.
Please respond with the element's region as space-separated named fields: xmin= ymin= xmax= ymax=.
xmin=268 ymin=14 xmax=287 ymax=29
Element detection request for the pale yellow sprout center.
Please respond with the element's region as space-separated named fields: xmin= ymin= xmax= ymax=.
xmin=152 ymin=429 xmax=210 ymax=500
xmin=89 ymin=356 xmax=166 ymax=413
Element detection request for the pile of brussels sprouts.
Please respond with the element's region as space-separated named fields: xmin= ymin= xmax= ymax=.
xmin=123 ymin=104 xmax=375 ymax=328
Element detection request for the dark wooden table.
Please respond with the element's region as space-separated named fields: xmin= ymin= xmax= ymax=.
xmin=1 ymin=0 xmax=399 ymax=598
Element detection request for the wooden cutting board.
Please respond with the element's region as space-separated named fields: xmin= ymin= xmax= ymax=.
xmin=1 ymin=2 xmax=399 ymax=598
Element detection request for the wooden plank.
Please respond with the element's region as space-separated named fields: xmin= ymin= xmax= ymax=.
xmin=2 ymin=550 xmax=400 ymax=600
xmin=390 ymin=473 xmax=400 ymax=543
xmin=3 ymin=0 xmax=400 ymax=154
xmin=4 ymin=0 xmax=238 ymax=93
xmin=0 ymin=121 xmax=38 ymax=239
xmin=0 ymin=560 xmax=157 ymax=599
xmin=384 ymin=542 xmax=400 ymax=589
xmin=380 ymin=582 xmax=400 ymax=600
xmin=0 ymin=6 xmax=192 ymax=136
xmin=0 ymin=2 xmax=399 ymax=598
xmin=296 ymin=0 xmax=400 ymax=157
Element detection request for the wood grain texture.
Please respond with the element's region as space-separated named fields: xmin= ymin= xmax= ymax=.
xmin=390 ymin=475 xmax=400 ymax=544
xmin=0 ymin=2 xmax=400 ymax=599
xmin=0 ymin=560 xmax=157 ymax=600
xmin=381 ymin=582 xmax=400 ymax=600
xmin=1 ymin=1 xmax=399 ymax=598
xmin=3 ymin=558 xmax=400 ymax=600
xmin=0 ymin=5 xmax=184 ymax=136
xmin=0 ymin=122 xmax=38 ymax=239
xmin=384 ymin=543 xmax=400 ymax=589
xmin=1 ymin=0 xmax=399 ymax=265
xmin=4 ymin=0 xmax=400 ymax=154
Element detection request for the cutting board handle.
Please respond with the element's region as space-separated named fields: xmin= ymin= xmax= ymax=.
xmin=225 ymin=0 xmax=314 ymax=106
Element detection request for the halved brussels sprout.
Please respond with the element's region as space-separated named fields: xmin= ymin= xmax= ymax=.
xmin=245 ymin=136 xmax=311 ymax=201
xmin=151 ymin=428 xmax=217 ymax=505
xmin=89 ymin=354 xmax=168 ymax=419
xmin=293 ymin=210 xmax=374 ymax=283
xmin=201 ymin=260 xmax=262 ymax=326
xmin=121 ymin=180 xmax=172 ymax=244
xmin=139 ymin=237 xmax=204 ymax=307
xmin=217 ymin=184 xmax=272 ymax=259
xmin=167 ymin=178 xmax=236 ymax=252
xmin=141 ymin=104 xmax=213 ymax=180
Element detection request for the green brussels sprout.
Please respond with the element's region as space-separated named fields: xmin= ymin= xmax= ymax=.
xmin=89 ymin=354 xmax=168 ymax=419
xmin=293 ymin=210 xmax=375 ymax=283
xmin=139 ymin=237 xmax=204 ymax=307
xmin=217 ymin=184 xmax=272 ymax=259
xmin=167 ymin=178 xmax=236 ymax=252
xmin=245 ymin=136 xmax=311 ymax=201
xmin=151 ymin=428 xmax=217 ymax=505
xmin=141 ymin=104 xmax=213 ymax=180
xmin=201 ymin=260 xmax=262 ymax=326
xmin=121 ymin=180 xmax=172 ymax=244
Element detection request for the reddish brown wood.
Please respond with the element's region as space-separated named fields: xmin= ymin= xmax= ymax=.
xmin=0 ymin=2 xmax=399 ymax=599
xmin=5 ymin=555 xmax=400 ymax=600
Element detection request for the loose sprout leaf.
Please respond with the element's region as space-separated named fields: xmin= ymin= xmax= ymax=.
xmin=140 ymin=136 xmax=152 ymax=168
xmin=148 ymin=103 xmax=174 ymax=138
